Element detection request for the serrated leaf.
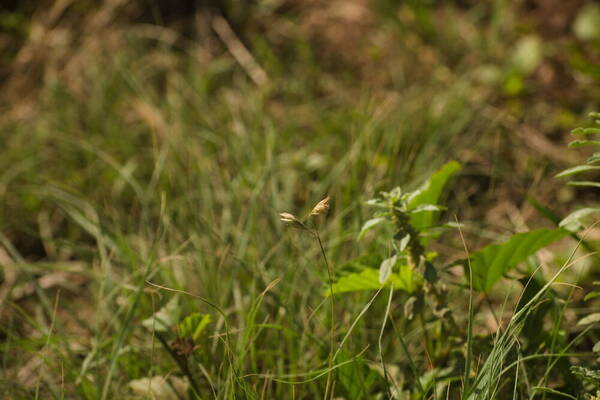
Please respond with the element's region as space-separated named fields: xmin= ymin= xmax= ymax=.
xmin=379 ymin=255 xmax=397 ymax=284
xmin=357 ymin=218 xmax=386 ymax=240
xmin=178 ymin=313 xmax=211 ymax=341
xmin=407 ymin=161 xmax=461 ymax=231
xmin=577 ymin=313 xmax=600 ymax=326
xmin=559 ymin=208 xmax=600 ymax=231
xmin=142 ymin=297 xmax=181 ymax=332
xmin=464 ymin=229 xmax=570 ymax=292
xmin=555 ymin=165 xmax=600 ymax=178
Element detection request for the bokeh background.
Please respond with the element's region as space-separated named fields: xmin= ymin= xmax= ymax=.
xmin=0 ymin=1 xmax=599 ymax=398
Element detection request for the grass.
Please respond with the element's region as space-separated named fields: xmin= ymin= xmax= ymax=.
xmin=1 ymin=1 xmax=599 ymax=399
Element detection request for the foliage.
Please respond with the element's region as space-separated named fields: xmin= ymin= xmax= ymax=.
xmin=1 ymin=1 xmax=599 ymax=399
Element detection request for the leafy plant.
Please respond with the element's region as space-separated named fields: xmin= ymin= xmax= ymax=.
xmin=336 ymin=161 xmax=461 ymax=296
xmin=556 ymin=112 xmax=600 ymax=230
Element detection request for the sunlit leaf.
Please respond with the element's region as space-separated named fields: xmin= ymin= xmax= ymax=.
xmin=555 ymin=165 xmax=600 ymax=178
xmin=407 ymin=161 xmax=461 ymax=231
xmin=559 ymin=208 xmax=600 ymax=231
xmin=326 ymin=260 xmax=420 ymax=296
xmin=462 ymin=229 xmax=570 ymax=292
xmin=568 ymin=181 xmax=600 ymax=188
xmin=178 ymin=313 xmax=211 ymax=341
xmin=577 ymin=313 xmax=600 ymax=326
xmin=379 ymin=255 xmax=397 ymax=284
xmin=357 ymin=218 xmax=386 ymax=240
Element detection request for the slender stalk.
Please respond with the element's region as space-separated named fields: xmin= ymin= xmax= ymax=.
xmin=457 ymin=218 xmax=474 ymax=397
xmin=314 ymin=231 xmax=335 ymax=400
xmin=154 ymin=332 xmax=202 ymax=397
xmin=379 ymin=285 xmax=394 ymax=399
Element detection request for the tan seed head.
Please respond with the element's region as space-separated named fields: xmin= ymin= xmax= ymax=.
xmin=310 ymin=196 xmax=330 ymax=216
xmin=279 ymin=212 xmax=298 ymax=224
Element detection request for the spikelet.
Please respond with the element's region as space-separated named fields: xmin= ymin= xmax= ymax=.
xmin=310 ymin=196 xmax=330 ymax=216
xmin=279 ymin=212 xmax=298 ymax=224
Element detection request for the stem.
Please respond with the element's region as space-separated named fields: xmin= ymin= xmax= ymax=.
xmin=155 ymin=332 xmax=202 ymax=397
xmin=315 ymin=231 xmax=335 ymax=400
xmin=379 ymin=285 xmax=394 ymax=399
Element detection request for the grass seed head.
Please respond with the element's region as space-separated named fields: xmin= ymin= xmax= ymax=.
xmin=310 ymin=196 xmax=330 ymax=216
xmin=279 ymin=212 xmax=298 ymax=224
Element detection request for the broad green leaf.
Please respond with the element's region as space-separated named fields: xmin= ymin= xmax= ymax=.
xmin=559 ymin=208 xmax=600 ymax=231
xmin=465 ymin=229 xmax=570 ymax=292
xmin=379 ymin=255 xmax=396 ymax=284
xmin=357 ymin=218 xmax=386 ymax=240
xmin=568 ymin=181 xmax=600 ymax=188
xmin=577 ymin=313 xmax=600 ymax=326
xmin=407 ymin=161 xmax=461 ymax=231
xmin=142 ymin=297 xmax=180 ymax=332
xmin=178 ymin=313 xmax=211 ymax=341
xmin=555 ymin=165 xmax=600 ymax=178
xmin=327 ymin=264 xmax=420 ymax=296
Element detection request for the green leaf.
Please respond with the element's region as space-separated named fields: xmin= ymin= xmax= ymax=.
xmin=568 ymin=181 xmax=600 ymax=188
xmin=142 ymin=297 xmax=181 ymax=332
xmin=559 ymin=208 xmax=600 ymax=231
xmin=588 ymin=152 xmax=600 ymax=164
xmin=555 ymin=165 xmax=600 ymax=178
xmin=409 ymin=204 xmax=445 ymax=213
xmin=465 ymin=229 xmax=570 ymax=292
xmin=178 ymin=313 xmax=211 ymax=341
xmin=407 ymin=161 xmax=461 ymax=231
xmin=527 ymin=197 xmax=562 ymax=225
xmin=571 ymin=127 xmax=600 ymax=135
xmin=584 ymin=292 xmax=600 ymax=301
xmin=327 ymin=264 xmax=420 ymax=296
xmin=398 ymin=234 xmax=410 ymax=251
xmin=357 ymin=217 xmax=386 ymax=240
xmin=532 ymin=387 xmax=577 ymax=400
xmin=567 ymin=139 xmax=600 ymax=148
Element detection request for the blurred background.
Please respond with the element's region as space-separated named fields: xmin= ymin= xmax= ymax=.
xmin=0 ymin=0 xmax=599 ymax=398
